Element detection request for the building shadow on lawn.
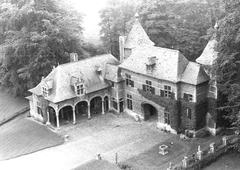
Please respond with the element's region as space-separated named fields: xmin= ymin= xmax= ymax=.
xmin=0 ymin=118 xmax=64 ymax=161
xmin=122 ymin=137 xmax=185 ymax=170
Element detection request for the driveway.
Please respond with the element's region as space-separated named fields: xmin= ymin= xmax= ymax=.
xmin=0 ymin=113 xmax=173 ymax=170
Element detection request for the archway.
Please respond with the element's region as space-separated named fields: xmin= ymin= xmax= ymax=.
xmin=104 ymin=96 xmax=109 ymax=112
xmin=90 ymin=96 xmax=102 ymax=115
xmin=48 ymin=106 xmax=57 ymax=127
xmin=142 ymin=103 xmax=157 ymax=121
xmin=75 ymin=101 xmax=88 ymax=120
xmin=59 ymin=106 xmax=73 ymax=125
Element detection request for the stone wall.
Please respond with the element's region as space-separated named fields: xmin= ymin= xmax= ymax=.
xmin=138 ymin=89 xmax=180 ymax=132
xmin=169 ymin=135 xmax=240 ymax=170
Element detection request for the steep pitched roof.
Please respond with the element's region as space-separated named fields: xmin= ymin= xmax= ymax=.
xmin=181 ymin=62 xmax=209 ymax=85
xmin=29 ymin=54 xmax=119 ymax=103
xmin=124 ymin=18 xmax=154 ymax=49
xmin=119 ymin=46 xmax=189 ymax=82
xmin=120 ymin=46 xmax=209 ymax=85
xmin=196 ymin=39 xmax=218 ymax=66
xmin=104 ymin=63 xmax=123 ymax=82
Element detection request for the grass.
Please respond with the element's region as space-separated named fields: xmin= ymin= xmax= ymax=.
xmin=0 ymin=118 xmax=64 ymax=160
xmin=0 ymin=88 xmax=28 ymax=123
xmin=203 ymin=151 xmax=240 ymax=170
xmin=74 ymin=160 xmax=120 ymax=170
xmin=123 ymin=137 xmax=185 ymax=170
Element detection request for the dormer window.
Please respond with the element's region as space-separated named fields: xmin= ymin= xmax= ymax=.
xmin=146 ymin=56 xmax=157 ymax=72
xmin=76 ymin=84 xmax=84 ymax=95
xmin=42 ymin=87 xmax=49 ymax=97
xmin=41 ymin=79 xmax=53 ymax=97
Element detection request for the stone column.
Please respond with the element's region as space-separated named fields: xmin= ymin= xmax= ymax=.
xmin=210 ymin=142 xmax=215 ymax=153
xmin=73 ymin=106 xmax=76 ymax=124
xmin=88 ymin=102 xmax=91 ymax=119
xmin=197 ymin=145 xmax=202 ymax=160
xmin=56 ymin=111 xmax=60 ymax=128
xmin=46 ymin=110 xmax=50 ymax=125
xmin=182 ymin=156 xmax=188 ymax=168
xmin=167 ymin=162 xmax=172 ymax=170
xmin=102 ymin=100 xmax=105 ymax=115
xmin=108 ymin=96 xmax=110 ymax=111
xmin=222 ymin=136 xmax=227 ymax=146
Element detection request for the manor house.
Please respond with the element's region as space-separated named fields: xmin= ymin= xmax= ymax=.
xmin=27 ymin=15 xmax=216 ymax=135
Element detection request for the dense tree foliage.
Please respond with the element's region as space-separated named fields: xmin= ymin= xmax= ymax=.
xmin=139 ymin=0 xmax=224 ymax=61
xmin=99 ymin=0 xmax=137 ymax=59
xmin=0 ymin=0 xmax=86 ymax=96
xmin=215 ymin=0 xmax=240 ymax=143
xmin=99 ymin=0 xmax=224 ymax=61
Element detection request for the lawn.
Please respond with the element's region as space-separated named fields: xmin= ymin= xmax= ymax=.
xmin=123 ymin=137 xmax=186 ymax=170
xmin=0 ymin=88 xmax=28 ymax=123
xmin=0 ymin=118 xmax=64 ymax=160
xmin=203 ymin=152 xmax=240 ymax=170
xmin=74 ymin=160 xmax=120 ymax=170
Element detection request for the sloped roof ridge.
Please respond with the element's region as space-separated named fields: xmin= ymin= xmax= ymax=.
xmin=125 ymin=18 xmax=155 ymax=49
xmin=58 ymin=54 xmax=114 ymax=68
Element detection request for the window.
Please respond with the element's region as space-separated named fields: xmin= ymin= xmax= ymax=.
xmin=76 ymin=84 xmax=84 ymax=95
xmin=143 ymin=80 xmax=155 ymax=94
xmin=164 ymin=85 xmax=172 ymax=98
xmin=183 ymin=93 xmax=193 ymax=102
xmin=164 ymin=112 xmax=170 ymax=125
xmin=42 ymin=87 xmax=48 ymax=97
xmin=186 ymin=108 xmax=192 ymax=119
xmin=209 ymin=86 xmax=216 ymax=93
xmin=127 ymin=94 xmax=133 ymax=110
xmin=112 ymin=98 xmax=118 ymax=110
xmin=126 ymin=74 xmax=134 ymax=87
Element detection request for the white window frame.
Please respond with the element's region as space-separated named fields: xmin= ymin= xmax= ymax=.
xmin=127 ymin=94 xmax=133 ymax=110
xmin=183 ymin=93 xmax=193 ymax=102
xmin=164 ymin=85 xmax=172 ymax=98
xmin=145 ymin=80 xmax=152 ymax=93
xmin=76 ymin=83 xmax=84 ymax=95
xmin=126 ymin=73 xmax=134 ymax=87
xmin=42 ymin=86 xmax=48 ymax=97
xmin=164 ymin=112 xmax=170 ymax=125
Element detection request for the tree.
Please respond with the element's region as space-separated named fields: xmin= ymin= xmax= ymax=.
xmin=139 ymin=0 xmax=222 ymax=61
xmin=214 ymin=0 xmax=240 ymax=150
xmin=0 ymin=0 xmax=85 ymax=96
xmin=99 ymin=0 xmax=137 ymax=59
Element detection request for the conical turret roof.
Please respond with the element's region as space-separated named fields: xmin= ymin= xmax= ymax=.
xmin=124 ymin=14 xmax=155 ymax=49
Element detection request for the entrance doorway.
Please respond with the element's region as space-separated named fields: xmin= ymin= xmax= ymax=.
xmin=104 ymin=96 xmax=109 ymax=112
xmin=119 ymin=101 xmax=124 ymax=113
xmin=59 ymin=106 xmax=73 ymax=125
xmin=48 ymin=106 xmax=56 ymax=127
xmin=75 ymin=101 xmax=88 ymax=120
xmin=142 ymin=103 xmax=157 ymax=121
xmin=90 ymin=96 xmax=102 ymax=115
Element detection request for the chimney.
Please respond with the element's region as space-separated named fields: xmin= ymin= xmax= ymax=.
xmin=119 ymin=36 xmax=125 ymax=63
xmin=70 ymin=53 xmax=78 ymax=62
